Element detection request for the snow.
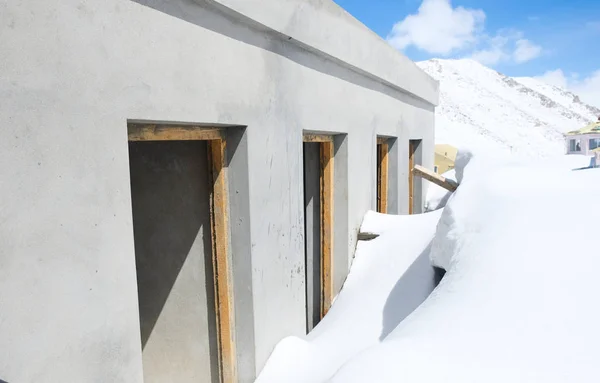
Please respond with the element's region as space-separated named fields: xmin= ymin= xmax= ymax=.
xmin=425 ymin=149 xmax=510 ymax=213
xmin=255 ymin=210 xmax=442 ymax=383
xmin=418 ymin=59 xmax=599 ymax=159
xmin=329 ymin=154 xmax=600 ymax=382
xmin=427 ymin=150 xmax=593 ymax=268
xmin=425 ymin=150 xmax=593 ymax=213
xmin=259 ymin=150 xmax=600 ymax=383
xmin=256 ymin=57 xmax=600 ymax=382
xmin=424 ymin=168 xmax=455 ymax=212
xmin=515 ymin=76 xmax=600 ymax=120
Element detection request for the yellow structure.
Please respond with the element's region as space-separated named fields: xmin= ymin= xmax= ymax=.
xmin=434 ymin=144 xmax=457 ymax=174
xmin=565 ymin=120 xmax=600 ymax=136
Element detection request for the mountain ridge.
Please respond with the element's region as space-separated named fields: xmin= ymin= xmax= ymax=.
xmin=417 ymin=58 xmax=599 ymax=158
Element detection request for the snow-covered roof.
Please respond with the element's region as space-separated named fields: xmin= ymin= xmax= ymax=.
xmin=565 ymin=121 xmax=600 ymax=136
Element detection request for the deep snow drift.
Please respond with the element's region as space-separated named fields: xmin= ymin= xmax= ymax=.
xmin=425 ymin=152 xmax=594 ymax=213
xmin=255 ymin=210 xmax=442 ymax=383
xmin=258 ymin=151 xmax=600 ymax=383
xmin=329 ymin=156 xmax=600 ymax=382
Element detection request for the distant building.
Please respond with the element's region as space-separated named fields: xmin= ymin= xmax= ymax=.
xmin=434 ymin=144 xmax=458 ymax=174
xmin=565 ymin=118 xmax=600 ymax=155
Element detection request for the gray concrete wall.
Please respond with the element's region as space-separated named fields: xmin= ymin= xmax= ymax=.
xmin=0 ymin=0 xmax=437 ymax=382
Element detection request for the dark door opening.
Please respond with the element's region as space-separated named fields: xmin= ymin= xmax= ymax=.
xmin=303 ymin=141 xmax=321 ymax=333
xmin=127 ymin=123 xmax=236 ymax=383
xmin=302 ymin=134 xmax=334 ymax=333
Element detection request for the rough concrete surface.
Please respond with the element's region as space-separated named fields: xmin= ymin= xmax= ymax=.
xmin=129 ymin=141 xmax=219 ymax=383
xmin=0 ymin=0 xmax=437 ymax=381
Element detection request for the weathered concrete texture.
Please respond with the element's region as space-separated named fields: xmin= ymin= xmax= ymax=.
xmin=129 ymin=141 xmax=219 ymax=383
xmin=0 ymin=0 xmax=437 ymax=382
xmin=206 ymin=0 xmax=439 ymax=105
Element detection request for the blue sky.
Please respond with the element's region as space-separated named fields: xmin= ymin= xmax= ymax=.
xmin=334 ymin=0 xmax=600 ymax=106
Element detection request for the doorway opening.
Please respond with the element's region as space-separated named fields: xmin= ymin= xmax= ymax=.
xmin=127 ymin=123 xmax=236 ymax=383
xmin=302 ymin=133 xmax=334 ymax=333
xmin=376 ymin=137 xmax=390 ymax=213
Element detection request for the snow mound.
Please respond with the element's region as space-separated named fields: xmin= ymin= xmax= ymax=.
xmin=429 ymin=150 xmax=593 ymax=269
xmin=425 ymin=148 xmax=510 ymax=213
xmin=255 ymin=210 xmax=442 ymax=383
xmin=329 ymin=159 xmax=600 ymax=382
xmin=425 ymin=150 xmax=594 ymax=214
xmin=424 ymin=169 xmax=455 ymax=212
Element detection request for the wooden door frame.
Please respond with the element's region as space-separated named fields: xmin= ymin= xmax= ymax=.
xmin=408 ymin=139 xmax=421 ymax=215
xmin=127 ymin=122 xmax=237 ymax=383
xmin=376 ymin=137 xmax=389 ymax=214
xmin=302 ymin=133 xmax=334 ymax=319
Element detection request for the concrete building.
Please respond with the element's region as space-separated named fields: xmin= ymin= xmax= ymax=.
xmin=0 ymin=1 xmax=438 ymax=382
xmin=565 ymin=118 xmax=600 ymax=155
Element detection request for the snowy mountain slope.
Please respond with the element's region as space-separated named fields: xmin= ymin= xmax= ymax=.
xmin=514 ymin=77 xmax=600 ymax=122
xmin=417 ymin=59 xmax=599 ymax=158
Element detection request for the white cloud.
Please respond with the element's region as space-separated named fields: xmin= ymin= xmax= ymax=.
xmin=469 ymin=48 xmax=507 ymax=65
xmin=469 ymin=35 xmax=510 ymax=65
xmin=513 ymin=39 xmax=542 ymax=63
xmin=468 ymin=32 xmax=542 ymax=66
xmin=387 ymin=0 xmax=485 ymax=55
xmin=536 ymin=69 xmax=600 ymax=108
xmin=387 ymin=0 xmax=543 ymax=66
xmin=536 ymin=69 xmax=569 ymax=88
